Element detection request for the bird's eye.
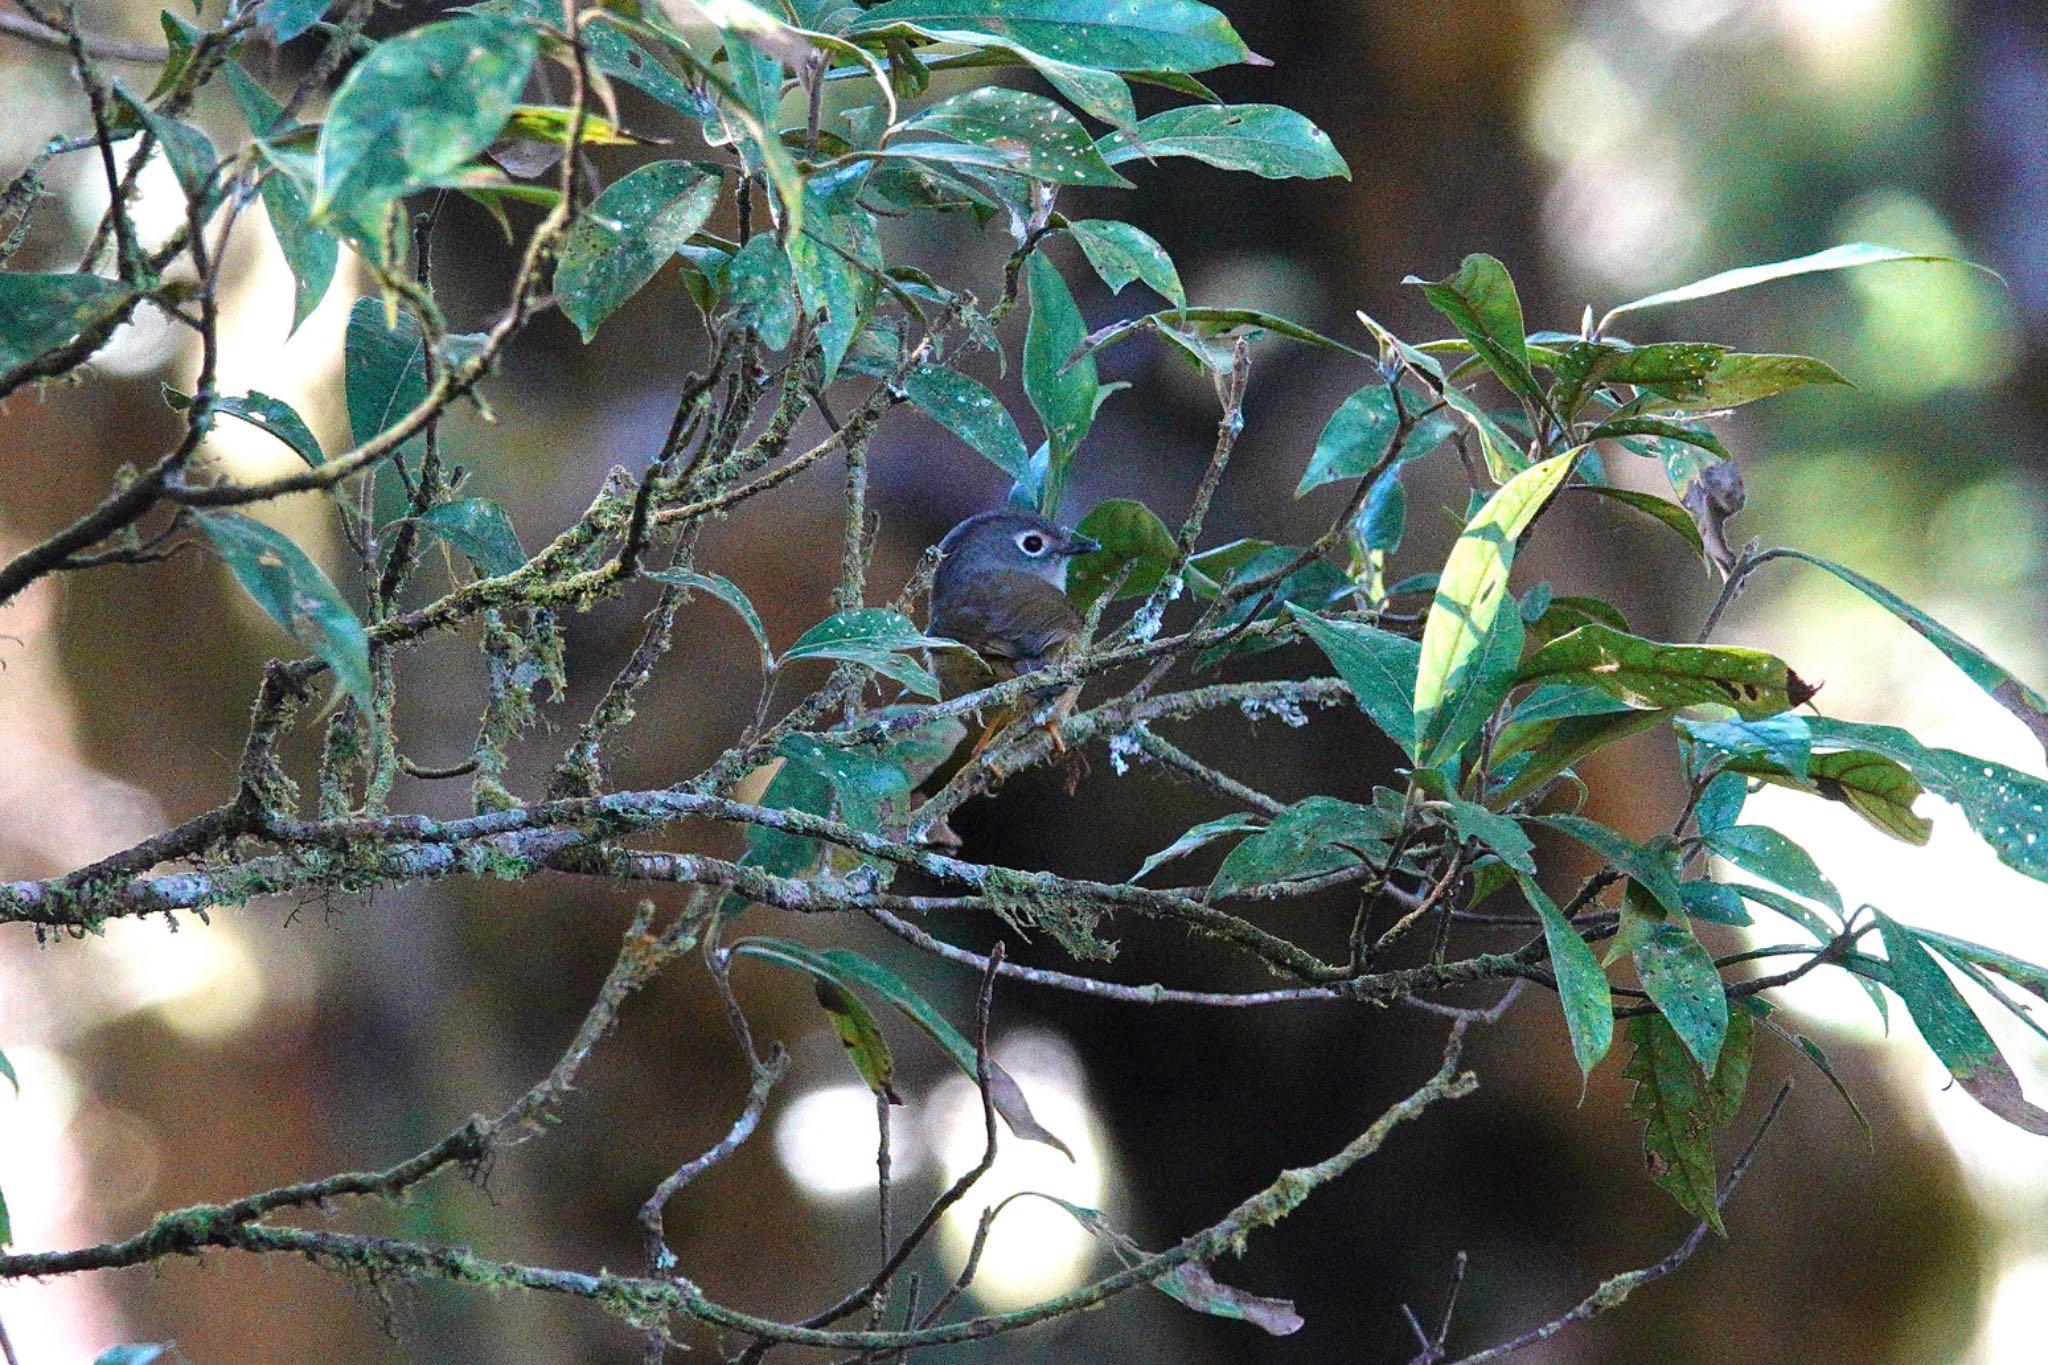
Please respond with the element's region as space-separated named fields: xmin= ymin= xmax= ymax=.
xmin=1017 ymin=532 xmax=1048 ymax=556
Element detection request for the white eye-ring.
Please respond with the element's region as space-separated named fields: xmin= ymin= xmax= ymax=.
xmin=1016 ymin=531 xmax=1049 ymax=556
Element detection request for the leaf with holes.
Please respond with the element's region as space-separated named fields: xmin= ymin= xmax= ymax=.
xmin=1067 ymin=219 xmax=1184 ymax=306
xmin=1099 ymin=104 xmax=1348 ymax=179
xmin=850 ymin=0 xmax=1251 ymax=73
xmin=784 ymin=609 xmax=958 ymax=699
xmin=1633 ymin=920 xmax=1729 ymax=1072
xmin=1518 ymin=624 xmax=1815 ymax=721
xmin=1623 ymin=1008 xmax=1751 ymax=1235
xmin=556 ymin=161 xmax=721 ymax=340
xmin=899 ymin=88 xmax=1130 ymax=186
xmin=1209 ymin=796 xmax=1394 ymax=898
xmin=314 ymin=14 xmax=539 ymax=221
xmin=902 ymin=365 xmax=1030 ymax=479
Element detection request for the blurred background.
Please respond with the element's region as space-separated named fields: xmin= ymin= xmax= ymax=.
xmin=2 ymin=0 xmax=2046 ymax=1360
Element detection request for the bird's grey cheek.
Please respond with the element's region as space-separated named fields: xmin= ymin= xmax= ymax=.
xmin=1050 ymin=560 xmax=1070 ymax=590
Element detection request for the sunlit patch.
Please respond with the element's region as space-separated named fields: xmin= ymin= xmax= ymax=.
xmin=1523 ymin=42 xmax=1643 ymax=166
xmin=1773 ymin=0 xmax=1931 ymax=104
xmin=102 ymin=918 xmax=266 ymax=1041
xmin=1540 ymin=146 xmax=1700 ymax=293
xmin=930 ymin=1029 xmax=1109 ymax=1310
xmin=773 ymin=1082 xmax=924 ymax=1198
xmin=0 ymin=1046 xmax=85 ymax=1231
xmin=1979 ymin=1254 xmax=2048 ymax=1364
xmin=1926 ymin=474 xmax=2042 ymax=593
xmin=1829 ymin=190 xmax=2019 ymax=396
xmin=1628 ymin=0 xmax=1745 ymax=39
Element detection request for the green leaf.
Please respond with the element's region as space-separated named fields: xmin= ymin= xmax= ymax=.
xmin=1443 ymin=797 xmax=1535 ymax=873
xmin=412 ymin=498 xmax=526 ymax=577
xmin=1776 ymin=549 xmax=2048 ymax=759
xmin=344 ymin=298 xmax=427 ymax=447
xmin=1129 ymin=812 xmax=1264 ymax=882
xmin=816 ymin=976 xmax=903 ymax=1102
xmin=1586 ymin=416 xmax=1730 ymax=462
xmin=1488 ymin=707 xmax=1667 ymax=810
xmin=0 ymin=1049 xmax=14 ymax=1094
xmin=1681 ymin=713 xmax=1813 ymax=784
xmin=1693 ymin=770 xmax=1749 ymax=836
xmin=1517 ymin=624 xmax=1815 ymax=721
xmin=900 ymin=88 xmax=1130 ymax=186
xmin=812 ymin=944 xmax=1074 ymax=1156
xmin=0 ymin=272 xmax=136 ymax=375
xmin=226 ymin=65 xmax=339 ymax=336
xmin=1600 ymin=242 xmax=2000 ymax=331
xmin=1575 ymin=485 xmax=1705 ymax=559
xmin=1067 ymin=219 xmax=1184 ymax=307
xmin=115 ymin=87 xmax=217 ymax=206
xmin=1704 ymin=824 xmax=1841 ymax=912
xmin=1404 ymin=254 xmax=1538 ymax=399
xmin=200 ymin=390 xmax=325 ymax=468
xmin=260 ymin=0 xmax=333 ymax=43
xmin=313 ymin=14 xmax=539 ymax=221
xmin=1098 ymin=104 xmax=1349 ymax=180
xmin=1803 ymin=717 xmax=2048 ymax=882
xmin=1633 ymin=921 xmax=1729 ymax=1072
xmin=1412 ymin=452 xmax=1573 ymax=765
xmin=1289 ymin=609 xmax=1420 ymax=757
xmin=1427 ymin=599 xmax=1523 ymax=770
xmin=1679 ymin=879 xmax=1751 ymax=925
xmin=1518 ymin=874 xmax=1614 ymax=1082
xmin=784 ymin=608 xmax=956 ymax=698
xmin=1914 ymin=928 xmax=2048 ymax=1005
xmin=1209 ymin=796 xmax=1393 ymax=898
xmin=647 ymin=569 xmax=771 ymax=671
xmin=556 ymin=161 xmax=721 ymax=341
xmin=1623 ymin=1011 xmax=1745 ymax=1235
xmin=259 ymin=167 xmax=336 ymax=336
xmin=790 ymin=167 xmax=882 ymax=382
xmin=1024 ymin=253 xmax=1099 ymax=469
xmin=196 ymin=510 xmax=372 ymax=717
xmin=901 ymin=365 xmax=1030 ymax=479
xmin=1532 ymin=814 xmax=1684 ymax=915
xmin=1633 ymin=350 xmax=1849 ymax=411
xmin=851 ymin=0 xmax=1251 ymax=72
xmin=1296 ymin=385 xmax=1456 ymax=496
xmin=1872 ymin=912 xmax=2048 ymax=1135
xmin=1066 ymin=498 xmax=1175 ymax=612
xmin=721 ymin=232 xmax=798 ymax=350
xmin=1768 ymin=749 xmax=1931 ymax=846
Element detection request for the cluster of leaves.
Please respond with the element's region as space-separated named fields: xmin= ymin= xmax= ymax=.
xmin=2 ymin=0 xmax=2046 ymax=1358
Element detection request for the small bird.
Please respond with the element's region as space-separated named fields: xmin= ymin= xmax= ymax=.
xmin=915 ymin=509 xmax=1100 ymax=818
xmin=929 ymin=509 xmax=1100 ymax=690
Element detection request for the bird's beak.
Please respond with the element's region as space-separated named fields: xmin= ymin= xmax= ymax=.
xmin=1063 ymin=535 xmax=1101 ymax=556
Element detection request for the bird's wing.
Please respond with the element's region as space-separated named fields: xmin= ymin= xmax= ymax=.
xmin=931 ymin=571 xmax=1081 ymax=673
